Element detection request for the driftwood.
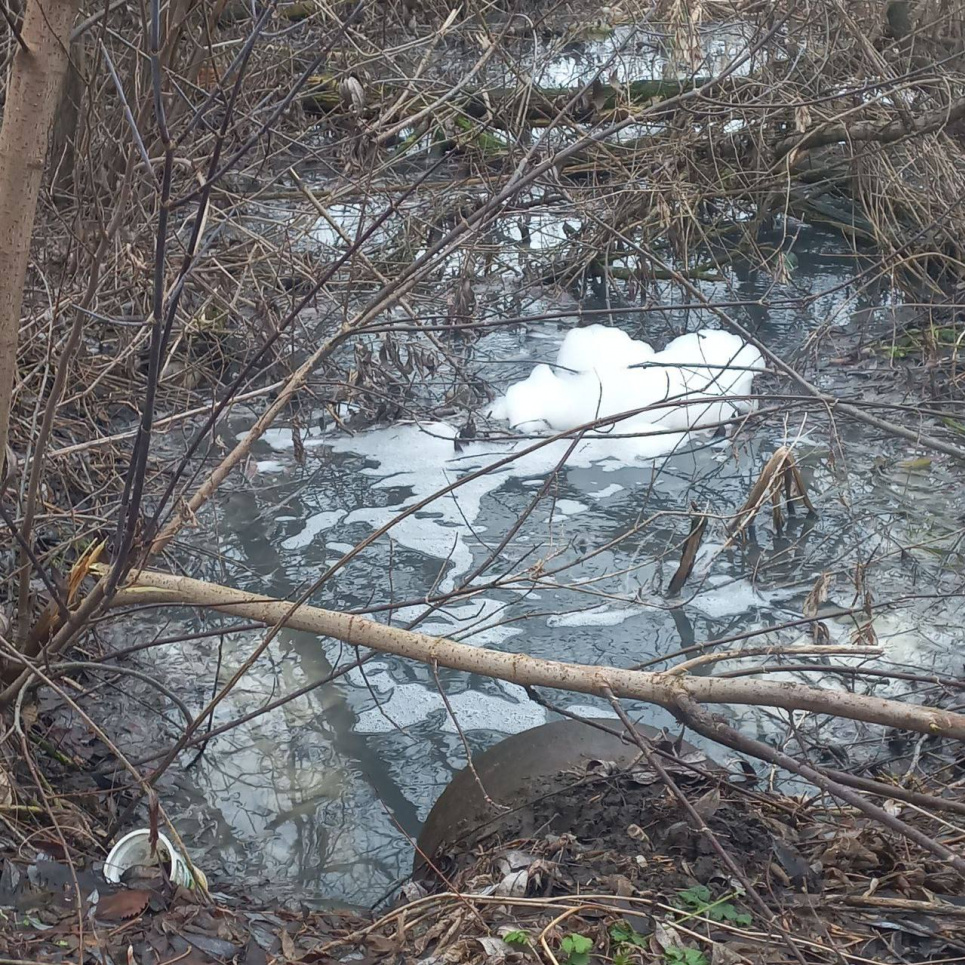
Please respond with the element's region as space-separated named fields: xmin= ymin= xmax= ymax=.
xmin=103 ymin=565 xmax=965 ymax=741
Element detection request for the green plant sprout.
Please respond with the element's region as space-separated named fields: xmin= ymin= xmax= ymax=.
xmin=675 ymin=885 xmax=752 ymax=927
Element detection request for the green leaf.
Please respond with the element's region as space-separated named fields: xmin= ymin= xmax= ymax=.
xmin=735 ymin=912 xmax=752 ymax=927
xmin=610 ymin=921 xmax=647 ymax=947
xmin=504 ymin=929 xmax=530 ymax=946
xmin=563 ymin=935 xmax=593 ymax=954
xmin=678 ymin=885 xmax=711 ymax=908
xmin=561 ymin=933 xmax=594 ymax=965
xmin=665 ymin=946 xmax=709 ymax=965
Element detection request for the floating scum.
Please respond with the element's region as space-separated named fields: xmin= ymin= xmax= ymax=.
xmin=487 ymin=325 xmax=765 ymax=455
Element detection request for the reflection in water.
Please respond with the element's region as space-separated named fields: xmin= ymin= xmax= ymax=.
xmin=145 ymin=225 xmax=965 ymax=907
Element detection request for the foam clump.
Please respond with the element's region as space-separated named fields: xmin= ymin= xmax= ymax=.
xmin=488 ymin=325 xmax=764 ymax=456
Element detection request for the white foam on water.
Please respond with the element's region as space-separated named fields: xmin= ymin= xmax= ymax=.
xmin=709 ymin=608 xmax=958 ymax=710
xmin=254 ymin=459 xmax=286 ymax=474
xmin=547 ymin=606 xmax=643 ymax=628
xmin=247 ymin=328 xmax=767 ymax=762
xmin=354 ymin=675 xmax=545 ymax=734
xmin=262 ymin=427 xmax=295 ymax=451
xmin=589 ymin=483 xmax=623 ymax=499
xmin=281 ymin=327 xmax=764 ymax=594
xmin=416 ymin=598 xmax=524 ymax=648
xmin=261 ymin=423 xmax=328 ymax=453
xmin=325 ymin=422 xmax=619 ymax=591
xmin=281 ymin=510 xmax=345 ymax=550
xmin=872 ymin=613 xmax=950 ymax=664
xmin=561 ymin=701 xmax=619 ymax=719
xmin=687 ymin=576 xmax=795 ymax=618
xmin=809 ymin=609 xmax=954 ymax=669
xmin=553 ymin=498 xmax=588 ymax=516
xmin=487 ymin=325 xmax=764 ymax=454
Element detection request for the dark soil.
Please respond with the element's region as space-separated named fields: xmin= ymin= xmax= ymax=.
xmin=3 ymin=737 xmax=965 ymax=964
xmin=424 ymin=763 xmax=789 ymax=898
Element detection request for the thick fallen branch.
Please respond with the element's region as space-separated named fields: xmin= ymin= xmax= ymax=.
xmin=775 ymin=93 xmax=965 ymax=158
xmin=302 ymin=75 xmax=708 ymax=127
xmin=106 ymin=566 xmax=965 ymax=740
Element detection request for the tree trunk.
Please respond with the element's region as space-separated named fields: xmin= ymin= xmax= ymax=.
xmin=0 ymin=0 xmax=81 ymax=475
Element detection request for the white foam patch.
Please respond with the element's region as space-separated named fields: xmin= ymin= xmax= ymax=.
xmin=323 ymin=415 xmax=726 ymax=591
xmin=412 ymin=599 xmax=523 ymax=648
xmin=548 ymin=607 xmax=642 ymax=628
xmin=708 ymin=609 xmax=959 ymax=713
xmin=316 ymin=327 xmax=762 ymax=590
xmin=254 ymin=459 xmax=286 ymax=474
xmin=488 ymin=325 xmax=764 ymax=458
xmin=354 ymin=676 xmax=545 ymax=734
xmin=262 ymin=427 xmax=294 ymax=451
xmin=590 ymin=483 xmax=623 ymax=499
xmin=261 ymin=424 xmax=326 ymax=453
xmin=688 ymin=578 xmax=791 ymax=618
xmin=281 ymin=510 xmax=345 ymax=550
xmin=326 ymin=423 xmax=622 ymax=591
xmin=561 ymin=702 xmax=618 ymax=720
xmin=811 ymin=610 xmax=953 ymax=668
xmin=553 ymin=499 xmax=587 ymax=516
xmin=872 ymin=614 xmax=948 ymax=664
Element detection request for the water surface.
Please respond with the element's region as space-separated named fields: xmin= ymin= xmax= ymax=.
xmin=137 ymin=223 xmax=965 ymax=907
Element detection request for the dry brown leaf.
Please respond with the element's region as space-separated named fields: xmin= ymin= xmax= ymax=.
xmin=95 ymin=889 xmax=151 ymax=922
xmin=67 ymin=539 xmax=105 ymax=605
xmin=691 ymin=787 xmax=721 ymax=822
xmin=652 ymin=921 xmax=682 ymax=953
xmin=279 ymin=927 xmax=298 ymax=961
xmin=477 ymin=936 xmax=511 ymax=963
xmin=494 ymin=868 xmax=529 ymax=897
xmin=712 ymin=942 xmax=747 ymax=965
xmin=365 ymin=932 xmax=402 ymax=956
xmin=802 ymin=572 xmax=834 ymax=618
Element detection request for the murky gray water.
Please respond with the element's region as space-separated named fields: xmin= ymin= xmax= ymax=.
xmin=112 ymin=22 xmax=965 ymax=907
xmin=133 ymin=221 xmax=965 ymax=908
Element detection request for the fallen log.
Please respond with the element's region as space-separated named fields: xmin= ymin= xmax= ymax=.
xmin=104 ymin=565 xmax=965 ymax=741
xmin=301 ymin=75 xmax=710 ymax=127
